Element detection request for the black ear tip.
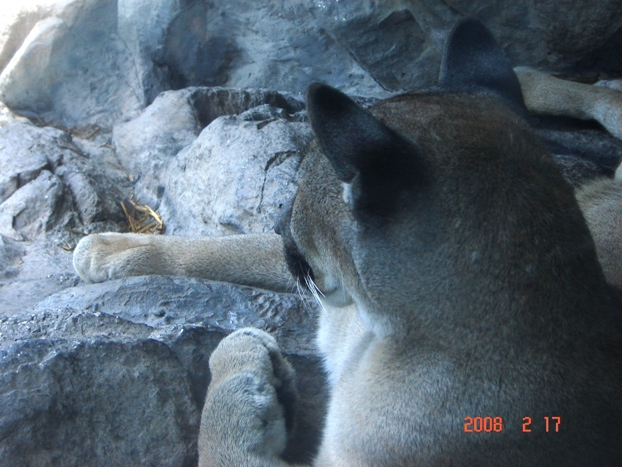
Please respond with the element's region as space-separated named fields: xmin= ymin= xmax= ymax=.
xmin=306 ymin=83 xmax=357 ymax=125
xmin=306 ymin=82 xmax=327 ymax=97
xmin=306 ymin=83 xmax=343 ymax=109
xmin=447 ymin=17 xmax=498 ymax=53
xmin=450 ymin=17 xmax=492 ymax=39
xmin=306 ymin=83 xmax=332 ymax=102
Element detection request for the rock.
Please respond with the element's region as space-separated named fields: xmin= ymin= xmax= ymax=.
xmin=0 ymin=0 xmax=146 ymax=129
xmin=298 ymin=1 xmax=622 ymax=91
xmin=0 ymin=236 xmax=79 ymax=317
xmin=33 ymin=276 xmax=319 ymax=355
xmin=0 ymin=235 xmax=25 ymax=280
xmin=0 ymin=337 xmax=199 ymax=466
xmin=112 ymin=87 xmax=312 ymax=236
xmin=0 ymin=169 xmax=70 ymax=241
xmin=3 ymin=1 xmax=621 ymax=128
xmin=0 ymin=123 xmax=49 ymax=205
xmin=111 ymin=87 xmax=307 ymax=219
xmin=159 ymin=109 xmax=310 ymax=236
xmin=0 ymin=2 xmax=58 ymax=73
xmin=0 ymin=121 xmax=133 ymax=314
xmin=0 ymin=276 xmax=326 ymax=466
xmin=155 ymin=0 xmax=382 ymax=95
xmin=158 ymin=106 xmax=313 ymax=236
xmin=0 ymin=0 xmax=385 ymax=130
xmin=0 ymin=122 xmax=131 ymax=233
xmin=0 ymin=101 xmax=30 ymax=127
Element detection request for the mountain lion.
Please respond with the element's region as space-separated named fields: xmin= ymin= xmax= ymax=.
xmin=73 ymin=19 xmax=622 ymax=466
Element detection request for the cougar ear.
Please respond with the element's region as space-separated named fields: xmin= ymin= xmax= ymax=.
xmin=439 ymin=18 xmax=526 ymax=113
xmin=306 ymin=83 xmax=425 ymax=216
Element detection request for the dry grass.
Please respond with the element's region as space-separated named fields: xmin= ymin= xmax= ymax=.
xmin=121 ymin=198 xmax=165 ymax=234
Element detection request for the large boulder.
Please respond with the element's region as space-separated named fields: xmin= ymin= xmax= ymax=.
xmin=111 ymin=87 xmax=310 ymax=236
xmin=0 ymin=0 xmax=146 ymax=129
xmin=0 ymin=275 xmax=325 ymax=466
xmin=1 ymin=0 xmax=622 ymax=128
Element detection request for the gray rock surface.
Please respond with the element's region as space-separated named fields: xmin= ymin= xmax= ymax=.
xmin=157 ymin=102 xmax=312 ymax=237
xmin=0 ymin=0 xmax=386 ymax=129
xmin=0 ymin=119 xmax=132 ymax=315
xmin=1 ymin=1 xmax=622 ymax=128
xmin=305 ymin=0 xmax=622 ymax=91
xmin=0 ymin=337 xmax=199 ymax=466
xmin=111 ymin=87 xmax=309 ymax=235
xmin=0 ymin=276 xmax=325 ymax=466
xmin=0 ymin=0 xmax=146 ymax=129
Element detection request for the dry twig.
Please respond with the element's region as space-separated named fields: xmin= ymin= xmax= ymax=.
xmin=121 ymin=198 xmax=165 ymax=234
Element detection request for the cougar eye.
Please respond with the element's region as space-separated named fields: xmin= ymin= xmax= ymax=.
xmin=274 ymin=194 xmax=296 ymax=236
xmin=273 ymin=193 xmax=315 ymax=284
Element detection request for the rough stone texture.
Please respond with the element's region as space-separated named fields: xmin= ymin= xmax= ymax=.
xmin=0 ymin=276 xmax=325 ymax=466
xmin=0 ymin=120 xmax=132 ymax=314
xmin=1 ymin=1 xmax=622 ymax=128
xmin=0 ymin=0 xmax=385 ymax=129
xmin=0 ymin=122 xmax=131 ymax=237
xmin=157 ymin=104 xmax=312 ymax=236
xmin=0 ymin=0 xmax=147 ymax=129
xmin=0 ymin=338 xmax=199 ymax=467
xmin=0 ymin=2 xmax=621 ymax=466
xmin=111 ymin=87 xmax=308 ymax=231
xmin=303 ymin=0 xmax=622 ymax=91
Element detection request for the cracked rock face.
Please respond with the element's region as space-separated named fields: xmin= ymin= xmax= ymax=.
xmin=1 ymin=276 xmax=325 ymax=466
xmin=1 ymin=1 xmax=621 ymax=128
xmin=111 ymin=87 xmax=311 ymax=236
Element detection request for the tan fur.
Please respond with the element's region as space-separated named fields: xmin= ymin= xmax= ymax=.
xmin=198 ymin=328 xmax=300 ymax=467
xmin=73 ymin=232 xmax=292 ymax=292
xmin=515 ymin=66 xmax=622 ymax=139
xmin=576 ymin=177 xmax=622 ymax=288
xmin=510 ymin=66 xmax=622 ymax=287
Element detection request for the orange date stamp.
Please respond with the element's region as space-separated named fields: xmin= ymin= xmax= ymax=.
xmin=463 ymin=416 xmax=561 ymax=433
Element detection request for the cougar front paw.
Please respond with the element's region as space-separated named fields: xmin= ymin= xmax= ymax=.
xmin=72 ymin=233 xmax=156 ymax=283
xmin=199 ymin=328 xmax=298 ymax=465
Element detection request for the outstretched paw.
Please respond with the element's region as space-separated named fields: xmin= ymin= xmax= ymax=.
xmin=515 ymin=67 xmax=622 ymax=140
xmin=73 ymin=233 xmax=157 ymax=283
xmin=199 ymin=328 xmax=298 ymax=466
